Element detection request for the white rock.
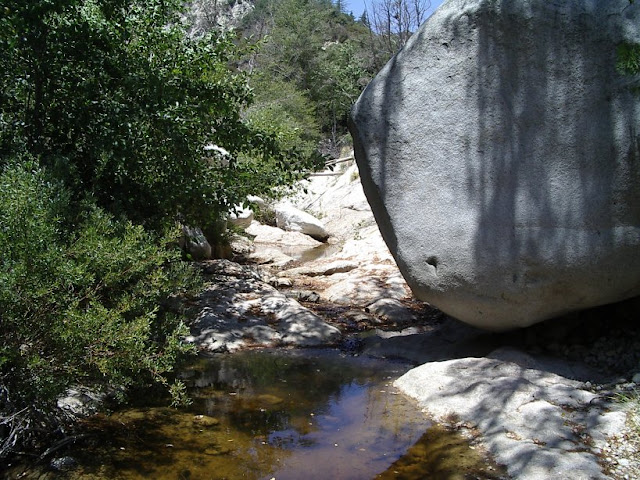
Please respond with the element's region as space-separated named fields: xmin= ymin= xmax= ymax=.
xmin=246 ymin=221 xmax=323 ymax=248
xmin=395 ymin=348 xmax=623 ymax=479
xmin=57 ymin=387 xmax=106 ymax=417
xmin=274 ymin=203 xmax=330 ymax=242
xmin=228 ymin=204 xmax=254 ymax=229
xmin=279 ymin=260 xmax=359 ymax=278
xmin=246 ymin=194 xmax=267 ymax=209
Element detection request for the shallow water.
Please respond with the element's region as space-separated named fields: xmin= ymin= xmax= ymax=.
xmin=280 ymin=243 xmax=340 ymax=262
xmin=7 ymin=350 xmax=505 ymax=480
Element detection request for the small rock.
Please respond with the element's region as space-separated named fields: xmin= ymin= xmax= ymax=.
xmin=366 ymin=298 xmax=416 ymax=323
xmin=272 ymin=277 xmax=293 ymax=288
xmin=57 ymin=387 xmax=106 ymax=417
xmin=50 ymin=456 xmax=77 ymax=471
xmin=257 ymin=394 xmax=284 ymax=406
xmin=229 ymin=234 xmax=254 ymax=256
xmin=287 ymin=290 xmax=321 ymax=303
xmin=193 ymin=415 xmax=220 ymax=427
xmin=204 ymin=446 xmax=232 ymax=456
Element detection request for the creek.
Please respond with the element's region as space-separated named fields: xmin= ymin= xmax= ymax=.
xmin=9 ymin=349 xmax=504 ymax=480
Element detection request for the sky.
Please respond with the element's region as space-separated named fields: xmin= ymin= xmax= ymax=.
xmin=345 ymin=0 xmax=444 ymax=21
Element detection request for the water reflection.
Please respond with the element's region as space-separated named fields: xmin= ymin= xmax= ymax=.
xmin=7 ymin=350 xmax=505 ymax=479
xmin=182 ymin=349 xmax=433 ymax=480
xmin=279 ymin=243 xmax=340 ymax=262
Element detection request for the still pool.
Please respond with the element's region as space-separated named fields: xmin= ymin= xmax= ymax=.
xmin=8 ymin=350 xmax=506 ymax=479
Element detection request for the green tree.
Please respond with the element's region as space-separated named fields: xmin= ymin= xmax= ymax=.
xmin=616 ymin=1 xmax=640 ymax=92
xmin=245 ymin=75 xmax=322 ymax=158
xmin=311 ymin=41 xmax=368 ymax=148
xmin=0 ymin=0 xmax=319 ymax=458
xmin=243 ymin=0 xmax=374 ymax=154
xmin=0 ymin=0 xmax=314 ymax=233
xmin=618 ymin=43 xmax=640 ymax=76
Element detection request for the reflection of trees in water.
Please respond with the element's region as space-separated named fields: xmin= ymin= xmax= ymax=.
xmin=186 ymin=350 xmax=406 ymax=438
xmin=36 ymin=350 xmax=470 ymax=479
xmin=376 ymin=424 xmax=508 ymax=479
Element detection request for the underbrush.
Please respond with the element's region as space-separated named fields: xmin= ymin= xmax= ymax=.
xmin=0 ymin=160 xmax=202 ymax=459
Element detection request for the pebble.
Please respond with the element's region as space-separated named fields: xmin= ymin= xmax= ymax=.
xmin=50 ymin=456 xmax=77 ymax=471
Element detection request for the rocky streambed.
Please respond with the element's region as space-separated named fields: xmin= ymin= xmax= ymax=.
xmin=15 ymin=162 xmax=640 ymax=480
xmin=182 ymin=160 xmax=640 ymax=480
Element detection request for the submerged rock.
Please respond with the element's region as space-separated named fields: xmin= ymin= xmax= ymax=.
xmin=349 ymin=0 xmax=640 ymax=330
xmin=50 ymin=456 xmax=77 ymax=472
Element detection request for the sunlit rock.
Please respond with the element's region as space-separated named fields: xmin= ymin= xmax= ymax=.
xmin=275 ymin=203 xmax=330 ymax=242
xmin=350 ymin=0 xmax=640 ymax=330
xmin=228 ymin=204 xmax=254 ymax=230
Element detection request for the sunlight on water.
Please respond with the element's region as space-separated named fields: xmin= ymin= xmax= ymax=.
xmin=7 ymin=350 xmax=505 ymax=480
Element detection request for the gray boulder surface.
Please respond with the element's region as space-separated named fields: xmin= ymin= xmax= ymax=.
xmin=186 ymin=260 xmax=341 ymax=352
xmin=394 ymin=347 xmax=627 ymax=480
xmin=349 ymin=0 xmax=640 ymax=330
xmin=179 ymin=225 xmax=212 ymax=260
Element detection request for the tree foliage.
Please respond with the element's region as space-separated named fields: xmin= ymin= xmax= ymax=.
xmin=240 ymin=0 xmax=376 ymax=155
xmin=0 ymin=0 xmax=315 ymax=231
xmin=0 ymin=159 xmax=201 ymax=456
xmin=618 ymin=42 xmax=640 ymax=76
xmin=0 ymin=0 xmax=320 ymax=457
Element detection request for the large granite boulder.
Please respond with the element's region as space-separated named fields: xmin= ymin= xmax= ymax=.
xmin=349 ymin=0 xmax=640 ymax=330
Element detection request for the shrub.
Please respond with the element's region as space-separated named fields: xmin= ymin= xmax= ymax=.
xmin=0 ymin=159 xmax=201 ymax=456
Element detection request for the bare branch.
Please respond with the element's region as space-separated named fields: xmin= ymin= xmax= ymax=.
xmin=369 ymin=0 xmax=431 ymax=57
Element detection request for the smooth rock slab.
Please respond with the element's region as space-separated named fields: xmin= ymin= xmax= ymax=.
xmin=395 ymin=348 xmax=627 ymax=480
xmin=279 ymin=260 xmax=359 ymax=278
xmin=349 ymin=0 xmax=640 ymax=330
xmin=246 ymin=221 xmax=323 ymax=247
xmin=186 ymin=260 xmax=340 ymax=351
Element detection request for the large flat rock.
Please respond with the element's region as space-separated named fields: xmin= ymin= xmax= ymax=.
xmin=395 ymin=348 xmax=628 ymax=479
xmin=349 ymin=0 xmax=640 ymax=330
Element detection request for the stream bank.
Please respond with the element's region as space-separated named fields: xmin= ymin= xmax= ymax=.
xmin=7 ymin=161 xmax=639 ymax=479
xmin=184 ymin=159 xmax=640 ymax=480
